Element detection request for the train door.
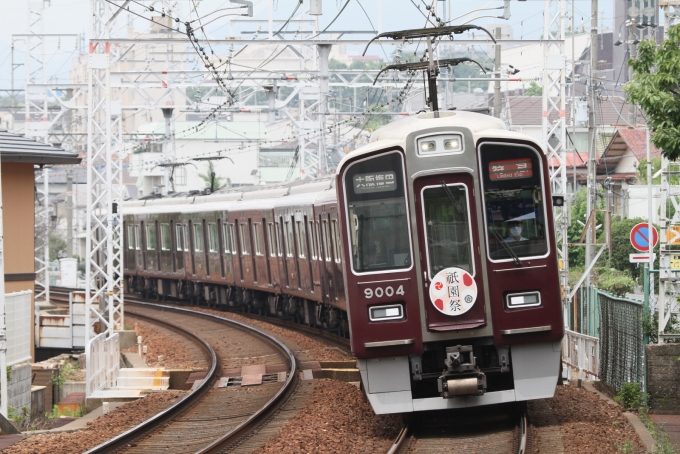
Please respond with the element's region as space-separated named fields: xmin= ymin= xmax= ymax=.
xmin=234 ymin=219 xmax=245 ymax=282
xmin=306 ymin=215 xmax=322 ymax=296
xmin=320 ymin=214 xmax=337 ymax=301
xmin=124 ymin=221 xmax=136 ymax=273
xmin=294 ymin=213 xmax=312 ymax=294
xmin=413 ymin=173 xmax=487 ymax=332
xmin=265 ymin=217 xmax=279 ymax=289
xmin=174 ymin=222 xmax=186 ymax=272
xmin=277 ymin=218 xmax=290 ymax=288
xmin=329 ymin=212 xmax=345 ymax=305
xmin=283 ymin=215 xmax=300 ymax=289
xmin=134 ymin=222 xmax=143 ymax=272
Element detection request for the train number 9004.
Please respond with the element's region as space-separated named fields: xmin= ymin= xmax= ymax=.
xmin=364 ymin=285 xmax=405 ymax=299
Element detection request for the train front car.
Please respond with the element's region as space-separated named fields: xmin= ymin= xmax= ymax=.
xmin=336 ymin=111 xmax=564 ymax=414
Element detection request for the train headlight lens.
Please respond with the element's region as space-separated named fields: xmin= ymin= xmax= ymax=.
xmin=420 ymin=140 xmax=437 ymax=152
xmin=369 ymin=304 xmax=404 ymax=321
xmin=506 ymin=292 xmax=541 ymax=309
xmin=443 ymin=137 xmax=461 ymax=151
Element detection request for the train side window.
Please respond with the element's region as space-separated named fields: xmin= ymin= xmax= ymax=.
xmin=322 ymin=220 xmax=331 ymax=262
xmin=127 ymin=225 xmax=135 ymax=250
xmin=267 ymin=223 xmax=276 ymax=257
xmin=160 ymin=224 xmax=171 ymax=251
xmin=240 ymin=223 xmax=250 ymax=255
xmin=315 ymin=222 xmax=321 ymax=261
xmin=285 ymin=220 xmax=294 ymax=257
xmin=222 ymin=223 xmax=232 ymax=254
xmin=308 ymin=220 xmax=317 ymax=260
xmin=296 ymin=220 xmax=306 ymax=258
xmin=208 ymin=223 xmax=218 ymax=253
xmin=253 ymin=223 xmax=264 ymax=256
xmin=275 ymin=221 xmax=283 ymax=257
xmin=146 ymin=224 xmax=156 ymax=251
xmin=134 ymin=225 xmax=141 ymax=250
xmin=331 ymin=220 xmax=342 ymax=264
xmin=176 ymin=224 xmax=185 ymax=251
xmin=193 ymin=223 xmax=204 ymax=252
xmin=228 ymin=224 xmax=237 ymax=253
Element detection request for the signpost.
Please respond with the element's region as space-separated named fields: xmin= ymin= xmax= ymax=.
xmin=630 ymin=223 xmax=659 ymax=253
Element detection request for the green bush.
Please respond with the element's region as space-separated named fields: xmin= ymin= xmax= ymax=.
xmin=592 ymin=268 xmax=636 ymax=297
xmin=614 ymin=382 xmax=646 ymax=409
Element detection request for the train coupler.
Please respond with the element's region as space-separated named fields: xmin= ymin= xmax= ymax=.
xmin=437 ymin=345 xmax=487 ymax=398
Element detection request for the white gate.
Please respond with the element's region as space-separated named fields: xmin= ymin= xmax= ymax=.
xmin=85 ymin=332 xmax=120 ymax=396
xmin=562 ymin=329 xmax=600 ymax=380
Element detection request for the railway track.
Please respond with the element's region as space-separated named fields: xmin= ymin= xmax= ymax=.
xmin=75 ymin=299 xmax=298 ymax=453
xmin=388 ymin=403 xmax=529 ymax=454
xmin=49 ymin=287 xmax=549 ymax=454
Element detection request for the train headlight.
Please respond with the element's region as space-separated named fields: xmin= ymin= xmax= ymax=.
xmin=369 ymin=304 xmax=404 ymax=321
xmin=419 ymin=140 xmax=437 ymax=152
xmin=506 ymin=292 xmax=541 ymax=309
xmin=443 ymin=137 xmax=462 ymax=151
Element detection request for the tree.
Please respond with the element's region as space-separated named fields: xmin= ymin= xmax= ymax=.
xmin=625 ymin=24 xmax=680 ymax=160
xmin=524 ymin=81 xmax=543 ymax=96
xmin=198 ymin=161 xmax=227 ymax=192
xmin=49 ymin=233 xmax=66 ymax=262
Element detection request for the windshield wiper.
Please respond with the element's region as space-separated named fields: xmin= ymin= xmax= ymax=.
xmin=439 ymin=181 xmax=522 ymax=267
xmin=489 ymin=227 xmax=522 ymax=266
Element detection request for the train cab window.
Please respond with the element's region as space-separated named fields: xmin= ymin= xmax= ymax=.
xmin=296 ymin=220 xmax=306 ymax=258
xmin=274 ymin=221 xmax=283 ymax=256
xmin=308 ymin=220 xmax=317 ymax=260
xmin=193 ymin=223 xmax=204 ymax=253
xmin=176 ymin=224 xmax=185 ymax=251
xmin=208 ymin=223 xmax=218 ymax=253
xmin=253 ymin=223 xmax=264 ymax=256
xmin=240 ymin=223 xmax=250 ymax=255
xmin=160 ymin=224 xmax=171 ymax=251
xmin=127 ymin=225 xmax=135 ymax=250
xmin=421 ymin=184 xmax=474 ymax=278
xmin=343 ymin=151 xmax=412 ymax=273
xmin=322 ymin=220 xmax=331 ymax=262
xmin=267 ymin=223 xmax=276 ymax=257
xmin=134 ymin=225 xmax=141 ymax=250
xmin=480 ymin=143 xmax=549 ymax=261
xmin=284 ymin=220 xmax=294 ymax=257
xmin=331 ymin=220 xmax=342 ymax=264
xmin=146 ymin=224 xmax=156 ymax=251
xmin=222 ymin=223 xmax=232 ymax=254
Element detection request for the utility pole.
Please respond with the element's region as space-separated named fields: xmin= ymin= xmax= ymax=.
xmin=494 ymin=27 xmax=502 ymax=118
xmin=585 ymin=0 xmax=599 ymax=285
xmin=66 ymin=168 xmax=73 ymax=257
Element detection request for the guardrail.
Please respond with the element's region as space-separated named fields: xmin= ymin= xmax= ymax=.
xmin=562 ymin=328 xmax=599 ymax=380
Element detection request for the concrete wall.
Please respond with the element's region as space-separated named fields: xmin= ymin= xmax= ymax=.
xmin=5 ymin=362 xmax=32 ymax=417
xmin=2 ymin=162 xmax=37 ymax=360
xmin=646 ymin=344 xmax=680 ymax=413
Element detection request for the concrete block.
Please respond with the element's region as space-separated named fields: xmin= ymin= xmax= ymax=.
xmin=312 ymin=368 xmax=361 ymax=382
xmin=58 ymin=381 xmax=86 ymax=403
xmin=167 ymin=370 xmax=193 ymax=390
xmin=115 ymin=330 xmax=138 ymax=350
xmin=86 ymin=396 xmax=143 ymax=413
xmin=30 ymin=387 xmax=45 ymax=420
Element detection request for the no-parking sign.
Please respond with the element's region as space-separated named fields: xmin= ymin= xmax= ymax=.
xmin=630 ymin=223 xmax=658 ymax=252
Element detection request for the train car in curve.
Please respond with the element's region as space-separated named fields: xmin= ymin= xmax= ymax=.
xmin=121 ymin=110 xmax=564 ymax=415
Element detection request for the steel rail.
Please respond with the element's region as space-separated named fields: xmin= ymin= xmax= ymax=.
xmin=83 ymin=299 xmax=298 ymax=453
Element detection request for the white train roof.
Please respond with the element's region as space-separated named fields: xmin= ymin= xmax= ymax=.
xmin=337 ymin=111 xmax=544 ymax=173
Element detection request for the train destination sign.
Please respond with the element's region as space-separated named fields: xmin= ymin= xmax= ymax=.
xmin=353 ymin=171 xmax=397 ymax=194
xmin=429 ymin=267 xmax=478 ymax=316
xmin=488 ymin=158 xmax=533 ymax=180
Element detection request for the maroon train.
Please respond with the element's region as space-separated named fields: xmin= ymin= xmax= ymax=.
xmin=122 ymin=111 xmax=564 ymax=414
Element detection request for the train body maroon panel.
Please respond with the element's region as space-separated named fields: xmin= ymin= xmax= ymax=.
xmin=122 ymin=111 xmax=564 ymax=415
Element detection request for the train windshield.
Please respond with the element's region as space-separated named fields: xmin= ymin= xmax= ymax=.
xmin=343 ymin=151 xmax=412 ymax=273
xmin=480 ymin=143 xmax=549 ymax=261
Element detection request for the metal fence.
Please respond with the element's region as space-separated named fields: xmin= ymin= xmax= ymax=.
xmin=597 ymin=289 xmax=644 ymax=391
xmin=5 ymin=291 xmax=33 ymax=366
xmin=85 ymin=332 xmax=120 ymax=397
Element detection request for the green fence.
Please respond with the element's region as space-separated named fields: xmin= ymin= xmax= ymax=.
xmin=596 ymin=289 xmax=644 ymax=392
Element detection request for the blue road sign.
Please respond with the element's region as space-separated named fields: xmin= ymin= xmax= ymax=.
xmin=630 ymin=223 xmax=659 ymax=252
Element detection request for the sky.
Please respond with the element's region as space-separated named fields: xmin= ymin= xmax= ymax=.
xmin=0 ymin=0 xmax=619 ymax=91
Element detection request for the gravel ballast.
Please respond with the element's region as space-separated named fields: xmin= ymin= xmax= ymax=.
xmin=545 ymin=385 xmax=645 ymax=453
xmin=5 ymin=392 xmax=186 ymax=454
xmin=256 ymin=379 xmax=402 ymax=453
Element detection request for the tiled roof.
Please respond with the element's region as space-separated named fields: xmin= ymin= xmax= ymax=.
xmin=0 ymin=131 xmax=81 ymax=165
xmin=506 ymin=96 xmax=646 ymax=127
xmin=616 ymin=129 xmax=661 ymax=161
xmin=548 ymin=152 xmax=589 ymax=168
xmin=597 ymin=129 xmax=661 ymax=174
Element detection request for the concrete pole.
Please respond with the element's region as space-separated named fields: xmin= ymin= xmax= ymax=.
xmin=0 ymin=153 xmax=7 ymax=417
xmin=66 ymin=168 xmax=73 ymax=257
xmin=43 ymin=167 xmax=50 ymax=304
xmin=494 ymin=27 xmax=502 ymax=118
xmin=585 ymin=0 xmax=598 ymax=285
xmin=318 ymin=44 xmax=331 ymax=175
